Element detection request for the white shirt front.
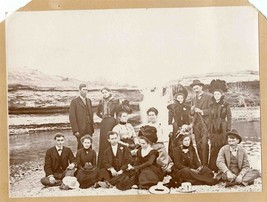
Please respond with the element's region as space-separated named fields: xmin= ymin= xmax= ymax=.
xmin=56 ymin=146 xmax=63 ymax=156
xmin=111 ymin=144 xmax=118 ymax=156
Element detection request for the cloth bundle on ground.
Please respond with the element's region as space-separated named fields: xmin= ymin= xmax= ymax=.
xmin=109 ymin=171 xmax=135 ymax=191
xmin=75 ymin=163 xmax=99 ymax=189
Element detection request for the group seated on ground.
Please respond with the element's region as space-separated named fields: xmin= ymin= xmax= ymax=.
xmin=40 ymin=126 xmax=260 ymax=191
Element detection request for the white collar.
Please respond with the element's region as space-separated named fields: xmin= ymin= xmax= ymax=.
xmin=56 ymin=146 xmax=63 ymax=151
xmin=80 ymin=96 xmax=86 ymax=101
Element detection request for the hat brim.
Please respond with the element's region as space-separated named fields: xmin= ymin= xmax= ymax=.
xmin=62 ymin=176 xmax=80 ymax=189
xmin=148 ymin=185 xmax=170 ymax=194
xmin=226 ymin=132 xmax=242 ymax=143
xmin=81 ymin=166 xmax=97 ymax=172
xmin=190 ymin=83 xmax=204 ymax=88
xmin=68 ymin=182 xmax=80 ymax=189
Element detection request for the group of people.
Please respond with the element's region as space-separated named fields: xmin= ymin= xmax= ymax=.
xmin=40 ymin=79 xmax=260 ymax=191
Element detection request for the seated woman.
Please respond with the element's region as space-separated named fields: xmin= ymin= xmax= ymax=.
xmin=75 ymin=135 xmax=99 ymax=188
xmin=170 ymin=134 xmax=217 ymax=187
xmin=144 ymin=108 xmax=173 ymax=173
xmin=112 ymin=111 xmax=138 ymax=154
xmin=127 ymin=130 xmax=164 ymax=190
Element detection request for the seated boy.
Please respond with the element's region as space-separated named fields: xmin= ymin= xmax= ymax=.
xmin=216 ymin=129 xmax=260 ymax=187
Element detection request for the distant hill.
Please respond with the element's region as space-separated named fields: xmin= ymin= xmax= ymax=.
xmin=8 ymin=67 xmax=138 ymax=90
xmin=167 ymin=70 xmax=259 ymax=86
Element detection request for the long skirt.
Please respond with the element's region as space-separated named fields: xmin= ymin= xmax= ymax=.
xmin=97 ymin=117 xmax=117 ymax=168
xmin=171 ymin=166 xmax=216 ymax=186
xmin=76 ymin=168 xmax=99 ymax=188
xmin=208 ymin=121 xmax=228 ymax=172
xmin=137 ymin=166 xmax=164 ymax=189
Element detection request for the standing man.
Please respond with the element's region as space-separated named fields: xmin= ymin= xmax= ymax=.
xmin=40 ymin=133 xmax=76 ymax=187
xmin=190 ymin=80 xmax=212 ymax=166
xmin=69 ymin=84 xmax=94 ymax=149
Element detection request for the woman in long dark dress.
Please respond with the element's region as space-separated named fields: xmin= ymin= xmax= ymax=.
xmin=128 ymin=136 xmax=164 ymax=189
xmin=167 ymin=90 xmax=190 ymax=159
xmin=75 ymin=135 xmax=99 ymax=188
xmin=170 ymin=134 xmax=216 ymax=187
xmin=208 ymin=79 xmax=232 ymax=172
xmin=96 ymin=87 xmax=132 ymax=168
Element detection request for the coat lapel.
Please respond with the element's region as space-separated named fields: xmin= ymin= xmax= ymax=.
xmin=225 ymin=145 xmax=231 ymax=168
xmin=117 ymin=144 xmax=123 ymax=167
xmin=77 ymin=97 xmax=86 ymax=108
xmin=237 ymin=146 xmax=243 ymax=169
xmin=85 ymin=98 xmax=93 ymax=119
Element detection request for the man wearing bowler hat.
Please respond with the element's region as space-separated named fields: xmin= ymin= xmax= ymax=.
xmin=216 ymin=129 xmax=260 ymax=187
xmin=190 ymin=80 xmax=212 ymax=166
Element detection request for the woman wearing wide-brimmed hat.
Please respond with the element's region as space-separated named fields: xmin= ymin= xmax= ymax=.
xmin=75 ymin=135 xmax=99 ymax=188
xmin=96 ymin=87 xmax=132 ymax=168
xmin=170 ymin=134 xmax=217 ymax=187
xmin=167 ymin=84 xmax=190 ymax=134
xmin=127 ymin=125 xmax=164 ymax=189
xmin=208 ymin=79 xmax=232 ymax=172
xmin=167 ymin=84 xmax=190 ymax=159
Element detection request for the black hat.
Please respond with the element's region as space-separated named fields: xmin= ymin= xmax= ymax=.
xmin=138 ymin=125 xmax=158 ymax=144
xmin=226 ymin=129 xmax=242 ymax=144
xmin=190 ymin=80 xmax=204 ymax=88
xmin=146 ymin=107 xmax=159 ymax=116
xmin=82 ymin=162 xmax=97 ymax=172
xmin=209 ymin=79 xmax=228 ymax=93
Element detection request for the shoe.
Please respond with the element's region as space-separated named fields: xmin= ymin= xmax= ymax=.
xmin=163 ymin=179 xmax=178 ymax=188
xmin=92 ymin=182 xmax=101 ymax=188
xmin=97 ymin=181 xmax=109 ymax=188
xmin=225 ymin=181 xmax=236 ymax=188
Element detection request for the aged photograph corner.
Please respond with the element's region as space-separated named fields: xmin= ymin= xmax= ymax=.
xmin=1 ymin=2 xmax=265 ymax=200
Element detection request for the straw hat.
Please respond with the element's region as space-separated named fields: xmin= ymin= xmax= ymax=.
xmin=62 ymin=176 xmax=80 ymax=189
xmin=148 ymin=182 xmax=170 ymax=194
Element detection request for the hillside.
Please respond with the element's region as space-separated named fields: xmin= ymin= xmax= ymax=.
xmin=167 ymin=70 xmax=259 ymax=86
xmin=8 ymin=67 xmax=138 ymax=91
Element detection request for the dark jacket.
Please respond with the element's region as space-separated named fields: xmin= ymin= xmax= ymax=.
xmin=44 ymin=146 xmax=75 ymax=177
xmin=96 ymin=97 xmax=132 ymax=119
xmin=69 ymin=96 xmax=94 ymax=135
xmin=172 ymin=146 xmax=201 ymax=171
xmin=103 ymin=143 xmax=133 ymax=171
xmin=191 ymin=92 xmax=213 ymax=124
xmin=76 ymin=148 xmax=97 ymax=169
xmin=209 ymin=97 xmax=232 ymax=133
xmin=167 ymin=101 xmax=190 ymax=126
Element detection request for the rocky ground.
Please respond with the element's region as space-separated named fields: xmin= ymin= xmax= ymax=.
xmin=9 ymin=141 xmax=262 ymax=198
xmin=9 ymin=168 xmax=262 ymax=198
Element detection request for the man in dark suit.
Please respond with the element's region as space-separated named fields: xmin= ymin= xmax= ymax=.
xmin=69 ymin=84 xmax=94 ymax=149
xmin=40 ymin=133 xmax=76 ymax=186
xmin=98 ymin=131 xmax=133 ymax=187
xmin=190 ymin=80 xmax=212 ymax=166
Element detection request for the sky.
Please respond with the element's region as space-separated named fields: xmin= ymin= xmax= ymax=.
xmin=4 ymin=6 xmax=260 ymax=88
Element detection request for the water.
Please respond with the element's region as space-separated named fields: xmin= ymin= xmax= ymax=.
xmin=9 ymin=129 xmax=100 ymax=165
xmin=9 ymin=121 xmax=261 ymax=166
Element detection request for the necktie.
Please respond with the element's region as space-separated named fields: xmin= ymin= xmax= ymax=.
xmin=58 ymin=148 xmax=62 ymax=156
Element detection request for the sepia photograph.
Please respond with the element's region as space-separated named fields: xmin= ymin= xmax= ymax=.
xmin=5 ymin=5 xmax=262 ymax=198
